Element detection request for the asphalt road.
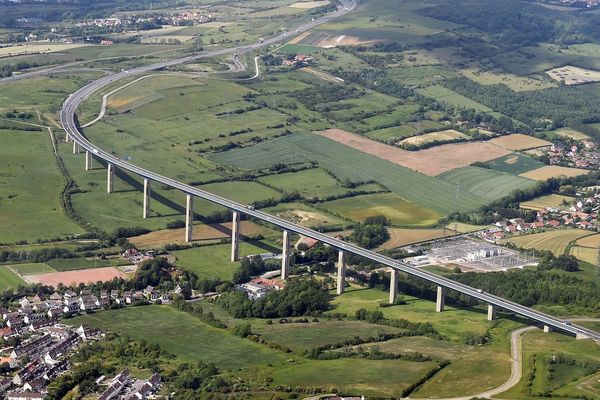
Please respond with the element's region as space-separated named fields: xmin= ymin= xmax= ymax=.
xmin=56 ymin=0 xmax=600 ymax=342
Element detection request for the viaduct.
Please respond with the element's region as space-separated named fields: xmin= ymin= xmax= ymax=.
xmin=57 ymin=1 xmax=600 ymax=341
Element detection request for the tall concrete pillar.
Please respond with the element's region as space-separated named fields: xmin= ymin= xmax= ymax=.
xmin=281 ymin=230 xmax=291 ymax=280
xmin=107 ymin=163 xmax=114 ymax=193
xmin=231 ymin=211 xmax=240 ymax=262
xmin=72 ymin=141 xmax=79 ymax=154
xmin=543 ymin=325 xmax=552 ymax=333
xmin=436 ymin=286 xmax=446 ymax=313
xmin=336 ymin=250 xmax=346 ymax=295
xmin=487 ymin=304 xmax=496 ymax=321
xmin=143 ymin=178 xmax=151 ymax=219
xmin=389 ymin=269 xmax=398 ymax=304
xmin=65 ymin=133 xmax=70 ymax=143
xmin=85 ymin=151 xmax=92 ymax=171
xmin=185 ymin=194 xmax=194 ymax=243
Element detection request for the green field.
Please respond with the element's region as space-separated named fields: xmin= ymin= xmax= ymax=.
xmin=417 ymin=85 xmax=494 ymax=112
xmin=253 ymin=320 xmax=406 ymax=352
xmin=9 ymin=263 xmax=55 ymax=275
xmin=502 ymin=230 xmax=593 ymax=256
xmin=208 ymin=133 xmax=488 ymax=214
xmin=520 ymin=194 xmax=574 ymax=210
xmin=173 ymin=240 xmax=279 ymax=280
xmin=484 ymin=153 xmax=546 ymax=175
xmin=0 ymin=129 xmax=84 ymax=243
xmin=46 ymin=257 xmax=128 ymax=271
xmin=69 ymin=305 xmax=287 ymax=370
xmin=437 ymin=167 xmax=537 ymax=202
xmin=319 ymin=193 xmax=441 ymax=226
xmin=0 ymin=267 xmax=26 ymax=290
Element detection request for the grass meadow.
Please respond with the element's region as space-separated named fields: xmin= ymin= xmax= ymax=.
xmin=0 ymin=267 xmax=25 ymax=290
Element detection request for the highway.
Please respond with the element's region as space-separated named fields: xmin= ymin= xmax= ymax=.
xmin=58 ymin=1 xmax=600 ymax=341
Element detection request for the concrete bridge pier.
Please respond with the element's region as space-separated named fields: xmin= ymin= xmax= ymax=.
xmin=85 ymin=151 xmax=92 ymax=171
xmin=336 ymin=250 xmax=346 ymax=295
xmin=389 ymin=269 xmax=398 ymax=304
xmin=107 ymin=163 xmax=114 ymax=193
xmin=436 ymin=286 xmax=446 ymax=312
xmin=543 ymin=325 xmax=553 ymax=333
xmin=143 ymin=178 xmax=151 ymax=219
xmin=185 ymin=194 xmax=194 ymax=242
xmin=487 ymin=304 xmax=496 ymax=321
xmin=73 ymin=141 xmax=79 ymax=154
xmin=576 ymin=333 xmax=590 ymax=340
xmin=65 ymin=133 xmax=70 ymax=143
xmin=281 ymin=230 xmax=291 ymax=280
xmin=231 ymin=211 xmax=240 ymax=262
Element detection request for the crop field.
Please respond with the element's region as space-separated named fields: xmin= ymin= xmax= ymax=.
xmin=520 ymin=194 xmax=574 ymax=210
xmin=549 ymin=127 xmax=590 ymax=140
xmin=399 ymin=129 xmax=469 ymax=146
xmin=378 ymin=228 xmax=448 ymax=249
xmin=519 ymin=166 xmax=590 ymax=181
xmin=438 ymin=167 xmax=536 ymax=202
xmin=173 ymin=240 xmax=280 ymax=280
xmin=0 ymin=129 xmax=84 ymax=244
xmin=208 ymin=133 xmax=489 ymax=213
xmin=70 ymin=306 xmax=287 ymax=370
xmin=484 ymin=153 xmax=546 ymax=175
xmin=366 ymin=125 xmax=418 ymax=141
xmin=129 ymin=221 xmax=272 ymax=248
xmin=319 ymin=193 xmax=441 ymax=226
xmin=0 ymin=267 xmax=25 ymax=290
xmin=502 ymin=230 xmax=592 ymax=256
xmin=9 ymin=263 xmax=55 ymax=276
xmin=489 ymin=134 xmax=552 ymax=151
xmin=316 ymin=128 xmax=512 ymax=177
xmin=0 ymin=43 xmax=89 ymax=57
xmin=257 ymin=168 xmax=383 ymax=200
xmin=570 ymin=246 xmax=598 ymax=265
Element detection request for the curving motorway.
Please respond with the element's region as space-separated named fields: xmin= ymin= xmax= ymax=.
xmin=57 ymin=1 xmax=600 ymax=341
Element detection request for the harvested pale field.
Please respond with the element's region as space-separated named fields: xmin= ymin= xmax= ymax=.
xmin=0 ymin=43 xmax=89 ymax=57
xmin=140 ymin=35 xmax=194 ymax=44
xmin=574 ymin=233 xmax=600 ymax=248
xmin=552 ymin=127 xmax=589 ymax=141
xmin=300 ymin=67 xmax=343 ymax=83
xmin=24 ymin=267 xmax=128 ymax=287
xmin=378 ymin=228 xmax=448 ymax=250
xmin=570 ymin=246 xmax=598 ymax=265
xmin=288 ymin=31 xmax=311 ymax=45
xmin=316 ymin=129 xmax=510 ymax=176
xmin=317 ymin=35 xmax=380 ymax=48
xmin=129 ymin=221 xmax=268 ymax=247
xmin=520 ymin=194 xmax=573 ymax=210
xmin=489 ymin=134 xmax=552 ymax=151
xmin=502 ymin=230 xmax=591 ymax=256
xmin=289 ymin=0 xmax=330 ymax=8
xmin=399 ymin=129 xmax=468 ymax=146
xmin=546 ymin=65 xmax=600 ymax=86
xmin=519 ymin=165 xmax=589 ymax=181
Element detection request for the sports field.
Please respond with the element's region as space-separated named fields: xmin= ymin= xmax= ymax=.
xmin=24 ymin=266 xmax=127 ymax=286
xmin=484 ymin=153 xmax=545 ymax=175
xmin=0 ymin=267 xmax=25 ymax=290
xmin=319 ymin=193 xmax=441 ymax=226
xmin=208 ymin=133 xmax=488 ymax=213
xmin=502 ymin=230 xmax=592 ymax=256
xmin=316 ymin=128 xmax=512 ymax=177
xmin=519 ymin=166 xmax=589 ymax=181
xmin=9 ymin=263 xmax=55 ymax=276
xmin=520 ymin=194 xmax=574 ymax=210
xmin=438 ymin=167 xmax=536 ymax=202
xmin=489 ymin=134 xmax=552 ymax=151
